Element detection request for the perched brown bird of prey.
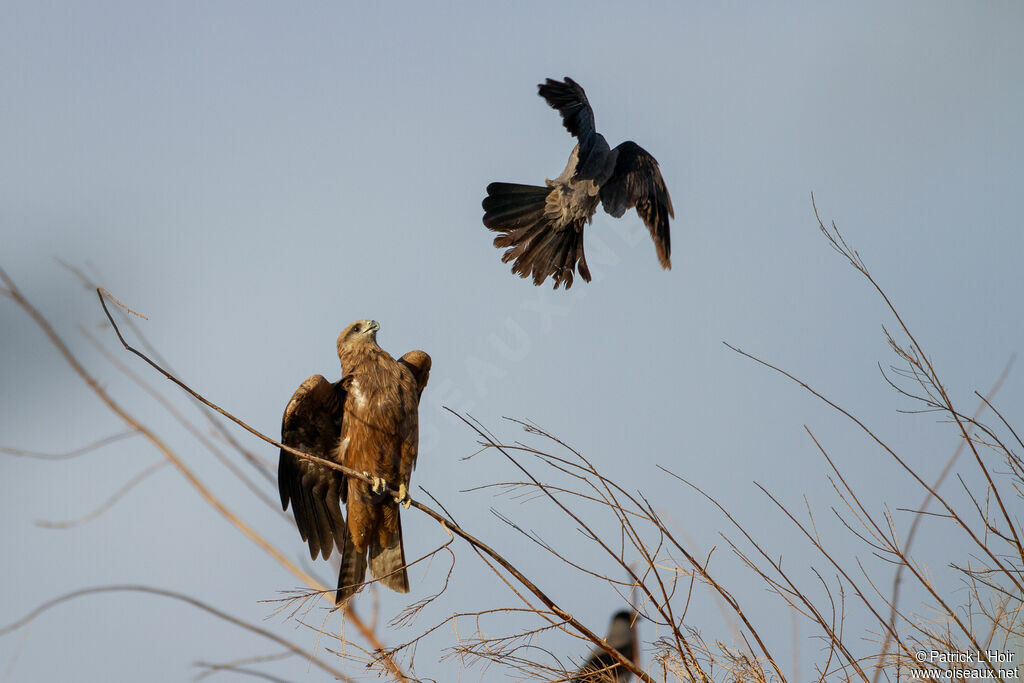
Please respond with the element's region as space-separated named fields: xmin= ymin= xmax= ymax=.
xmin=483 ymin=76 xmax=674 ymax=289
xmin=574 ymin=610 xmax=640 ymax=682
xmin=278 ymin=320 xmax=431 ymax=603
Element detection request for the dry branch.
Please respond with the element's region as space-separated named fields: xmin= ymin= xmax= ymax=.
xmin=0 ymin=584 xmax=350 ymax=680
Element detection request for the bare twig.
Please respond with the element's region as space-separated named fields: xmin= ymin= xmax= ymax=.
xmin=873 ymin=357 xmax=1014 ymax=682
xmin=35 ymin=459 xmax=168 ymax=529
xmin=0 ymin=585 xmax=350 ymax=680
xmin=1 ymin=429 xmax=139 ymax=460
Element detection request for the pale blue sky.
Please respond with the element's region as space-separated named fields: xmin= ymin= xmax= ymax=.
xmin=2 ymin=2 xmax=1022 ymax=680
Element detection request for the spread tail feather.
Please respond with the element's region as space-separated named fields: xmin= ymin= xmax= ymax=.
xmin=369 ymin=515 xmax=410 ymax=593
xmin=482 ymin=182 xmax=550 ymax=229
xmin=335 ymin=529 xmax=368 ymax=605
xmin=482 ymin=182 xmax=590 ymax=289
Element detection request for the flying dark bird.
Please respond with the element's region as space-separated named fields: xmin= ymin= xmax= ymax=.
xmin=483 ymin=76 xmax=674 ymax=289
xmin=574 ymin=610 xmax=640 ymax=682
xmin=278 ymin=320 xmax=431 ymax=603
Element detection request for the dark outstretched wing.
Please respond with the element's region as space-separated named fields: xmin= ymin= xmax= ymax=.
xmin=599 ymin=141 xmax=674 ymax=269
xmin=538 ymin=77 xmax=603 ymax=178
xmin=538 ymin=77 xmax=596 ymax=143
xmin=279 ymin=374 xmax=348 ymax=561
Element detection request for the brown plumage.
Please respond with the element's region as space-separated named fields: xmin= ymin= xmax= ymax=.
xmin=483 ymin=76 xmax=674 ymax=289
xmin=278 ymin=319 xmax=431 ymax=604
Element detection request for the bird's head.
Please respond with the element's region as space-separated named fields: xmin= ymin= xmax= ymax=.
xmin=337 ymin=319 xmax=380 ymax=354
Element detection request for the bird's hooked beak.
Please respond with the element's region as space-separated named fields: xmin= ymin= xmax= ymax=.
xmin=362 ymin=319 xmax=380 ymax=343
xmin=337 ymin=319 xmax=381 ymax=354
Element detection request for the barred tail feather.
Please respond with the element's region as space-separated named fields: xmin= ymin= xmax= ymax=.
xmin=482 ymin=182 xmax=590 ymax=289
xmin=369 ymin=515 xmax=410 ymax=593
xmin=335 ymin=529 xmax=368 ymax=604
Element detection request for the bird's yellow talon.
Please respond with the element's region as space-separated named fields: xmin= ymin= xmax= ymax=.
xmin=394 ymin=483 xmax=411 ymax=508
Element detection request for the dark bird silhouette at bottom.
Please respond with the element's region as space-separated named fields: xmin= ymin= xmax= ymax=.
xmin=574 ymin=609 xmax=640 ymax=682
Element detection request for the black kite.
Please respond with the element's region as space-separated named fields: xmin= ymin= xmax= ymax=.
xmin=278 ymin=320 xmax=430 ymax=603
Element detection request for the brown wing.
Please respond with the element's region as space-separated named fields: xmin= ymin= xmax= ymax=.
xmin=397 ymin=350 xmax=431 ymax=475
xmin=399 ymin=350 xmax=431 ymax=399
xmin=278 ymin=374 xmax=348 ymax=561
xmin=600 ymin=141 xmax=674 ymax=269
